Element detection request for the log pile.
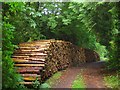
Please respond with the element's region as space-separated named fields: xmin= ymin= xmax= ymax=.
xmin=12 ymin=39 xmax=100 ymax=85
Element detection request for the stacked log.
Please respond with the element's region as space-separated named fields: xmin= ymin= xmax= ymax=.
xmin=84 ymin=48 xmax=100 ymax=63
xmin=12 ymin=39 xmax=100 ymax=85
xmin=12 ymin=40 xmax=52 ymax=85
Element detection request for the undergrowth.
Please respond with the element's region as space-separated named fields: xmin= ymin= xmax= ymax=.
xmin=104 ymin=73 xmax=120 ymax=89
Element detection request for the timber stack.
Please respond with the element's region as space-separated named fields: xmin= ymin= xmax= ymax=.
xmin=12 ymin=39 xmax=100 ymax=85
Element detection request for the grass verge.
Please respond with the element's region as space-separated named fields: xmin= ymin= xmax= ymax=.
xmin=104 ymin=74 xmax=119 ymax=88
xmin=40 ymin=71 xmax=62 ymax=88
xmin=72 ymin=74 xmax=86 ymax=89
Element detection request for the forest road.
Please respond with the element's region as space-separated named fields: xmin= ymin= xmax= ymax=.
xmin=52 ymin=61 xmax=107 ymax=88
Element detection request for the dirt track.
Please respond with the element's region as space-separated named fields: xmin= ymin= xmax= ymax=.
xmin=52 ymin=61 xmax=107 ymax=88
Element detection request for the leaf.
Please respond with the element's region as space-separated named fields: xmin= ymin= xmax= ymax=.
xmin=29 ymin=12 xmax=34 ymax=15
xmin=62 ymin=18 xmax=71 ymax=25
xmin=36 ymin=12 xmax=42 ymax=17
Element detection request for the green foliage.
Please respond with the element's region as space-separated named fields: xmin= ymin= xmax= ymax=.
xmin=3 ymin=2 xmax=105 ymax=53
xmin=106 ymin=2 xmax=120 ymax=70
xmin=8 ymin=2 xmax=25 ymax=12
xmin=3 ymin=2 xmax=46 ymax=45
xmin=104 ymin=75 xmax=119 ymax=88
xmin=2 ymin=22 xmax=24 ymax=89
xmin=2 ymin=3 xmax=25 ymax=89
xmin=95 ymin=43 xmax=108 ymax=60
xmin=40 ymin=83 xmax=51 ymax=88
xmin=32 ymin=78 xmax=41 ymax=89
xmin=72 ymin=74 xmax=85 ymax=89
